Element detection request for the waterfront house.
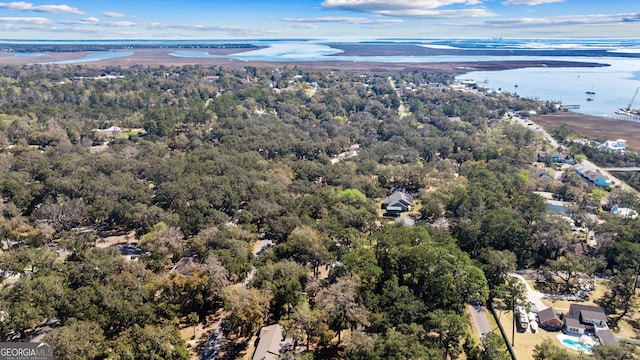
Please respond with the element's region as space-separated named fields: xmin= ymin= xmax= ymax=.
xmin=537 ymin=151 xmax=574 ymax=165
xmin=600 ymin=139 xmax=627 ymax=154
xmin=573 ymin=165 xmax=611 ymax=187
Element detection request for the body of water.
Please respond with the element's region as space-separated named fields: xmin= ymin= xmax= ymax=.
xmin=36 ymin=51 xmax=134 ymax=65
xmin=0 ymin=52 xmax=46 ymax=58
xmin=457 ymin=58 xmax=640 ymax=118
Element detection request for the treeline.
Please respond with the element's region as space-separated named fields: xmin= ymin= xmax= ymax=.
xmin=0 ymin=43 xmax=258 ymax=53
xmin=0 ymin=64 xmax=637 ymax=359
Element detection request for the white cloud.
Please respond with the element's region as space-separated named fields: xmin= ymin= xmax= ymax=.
xmin=0 ymin=16 xmax=50 ymax=24
xmin=502 ymin=0 xmax=563 ymax=5
xmin=110 ymin=21 xmax=135 ymax=27
xmin=60 ymin=18 xmax=137 ymax=27
xmin=482 ymin=13 xmax=637 ymax=27
xmin=321 ymin=0 xmax=495 ymax=18
xmin=322 ymin=0 xmax=482 ymax=10
xmin=377 ymin=8 xmax=496 ymax=18
xmin=291 ymin=24 xmax=319 ymax=29
xmin=0 ymin=2 xmax=83 ymax=14
xmin=144 ymin=23 xmax=281 ymax=37
xmin=282 ymin=16 xmax=403 ymax=24
xmin=102 ymin=11 xmax=126 ymax=18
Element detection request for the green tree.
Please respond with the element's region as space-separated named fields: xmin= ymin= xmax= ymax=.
xmin=544 ymin=253 xmax=587 ymax=293
xmin=252 ymin=260 xmax=309 ymax=318
xmin=222 ymin=286 xmax=272 ymax=336
xmin=480 ymin=332 xmax=510 ymax=360
xmin=593 ymin=343 xmax=640 ymax=360
xmin=479 ymin=248 xmax=517 ymax=292
xmin=284 ymin=304 xmax=328 ymax=352
xmin=188 ymin=312 xmax=199 ymax=339
xmin=139 ymin=222 xmax=185 ymax=262
xmin=427 ymin=310 xmax=468 ymax=360
xmin=111 ymin=323 xmax=189 ymax=360
xmin=44 ymin=318 xmax=106 ymax=360
xmin=315 ymin=276 xmax=369 ymax=344
xmin=533 ymin=339 xmax=577 ymax=360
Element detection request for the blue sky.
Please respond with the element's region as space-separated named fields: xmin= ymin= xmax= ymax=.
xmin=0 ymin=0 xmax=638 ymax=39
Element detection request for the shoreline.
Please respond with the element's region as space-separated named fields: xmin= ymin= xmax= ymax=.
xmin=0 ymin=48 xmax=609 ymax=77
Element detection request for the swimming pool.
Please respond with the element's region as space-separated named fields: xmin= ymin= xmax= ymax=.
xmin=561 ymin=338 xmax=593 ymax=354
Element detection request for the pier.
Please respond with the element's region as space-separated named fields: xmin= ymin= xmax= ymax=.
xmin=561 ymin=105 xmax=581 ymax=110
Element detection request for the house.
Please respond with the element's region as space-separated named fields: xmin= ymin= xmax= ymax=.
xmin=382 ymin=191 xmax=413 ymax=216
xmin=538 ymin=307 xmax=563 ymax=330
xmin=91 ymin=126 xmax=122 ymax=140
xmin=170 ymin=256 xmax=200 ymax=276
xmin=573 ymin=165 xmax=611 ymax=187
xmin=563 ymin=304 xmax=616 ymax=345
xmin=568 ymin=242 xmax=591 ymax=257
xmin=611 ymin=205 xmax=639 ymax=219
xmin=537 ymin=151 xmax=574 ymax=165
xmin=600 ymin=139 xmax=626 ymax=154
xmin=253 ymin=324 xmax=293 ymax=360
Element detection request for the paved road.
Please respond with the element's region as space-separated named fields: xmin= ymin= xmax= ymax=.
xmin=468 ymin=304 xmax=492 ymax=336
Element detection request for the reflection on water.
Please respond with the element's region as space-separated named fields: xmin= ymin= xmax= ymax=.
xmin=0 ymin=52 xmax=46 ymax=58
xmin=36 ymin=51 xmax=134 ymax=65
xmin=458 ymin=58 xmax=640 ymax=118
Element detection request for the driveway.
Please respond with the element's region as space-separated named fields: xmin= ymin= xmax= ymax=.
xmin=510 ymin=273 xmax=547 ymax=311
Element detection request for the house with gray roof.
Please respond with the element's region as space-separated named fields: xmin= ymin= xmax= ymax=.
xmin=538 ymin=307 xmax=563 ymax=331
xmin=382 ymin=191 xmax=413 ymax=216
xmin=563 ymin=304 xmax=617 ymax=346
xmin=253 ymin=324 xmax=293 ymax=360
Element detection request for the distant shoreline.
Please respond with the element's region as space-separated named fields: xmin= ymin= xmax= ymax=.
xmin=0 ymin=47 xmax=609 ymax=77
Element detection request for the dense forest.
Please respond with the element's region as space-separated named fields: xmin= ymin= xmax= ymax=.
xmin=1 ymin=64 xmax=639 ymax=359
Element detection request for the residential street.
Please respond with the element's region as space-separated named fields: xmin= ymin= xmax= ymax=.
xmin=468 ymin=304 xmax=492 ymax=336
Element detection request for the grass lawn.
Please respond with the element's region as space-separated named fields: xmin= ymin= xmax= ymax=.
xmin=495 ymin=310 xmax=584 ymax=360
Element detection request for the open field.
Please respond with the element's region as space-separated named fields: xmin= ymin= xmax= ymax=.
xmin=534 ymin=112 xmax=640 ymax=151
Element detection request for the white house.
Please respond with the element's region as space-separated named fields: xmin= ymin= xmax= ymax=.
xmin=611 ymin=205 xmax=638 ymax=219
xmin=600 ymin=139 xmax=627 ymax=154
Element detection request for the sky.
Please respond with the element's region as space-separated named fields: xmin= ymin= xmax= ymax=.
xmin=0 ymin=0 xmax=638 ymax=40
